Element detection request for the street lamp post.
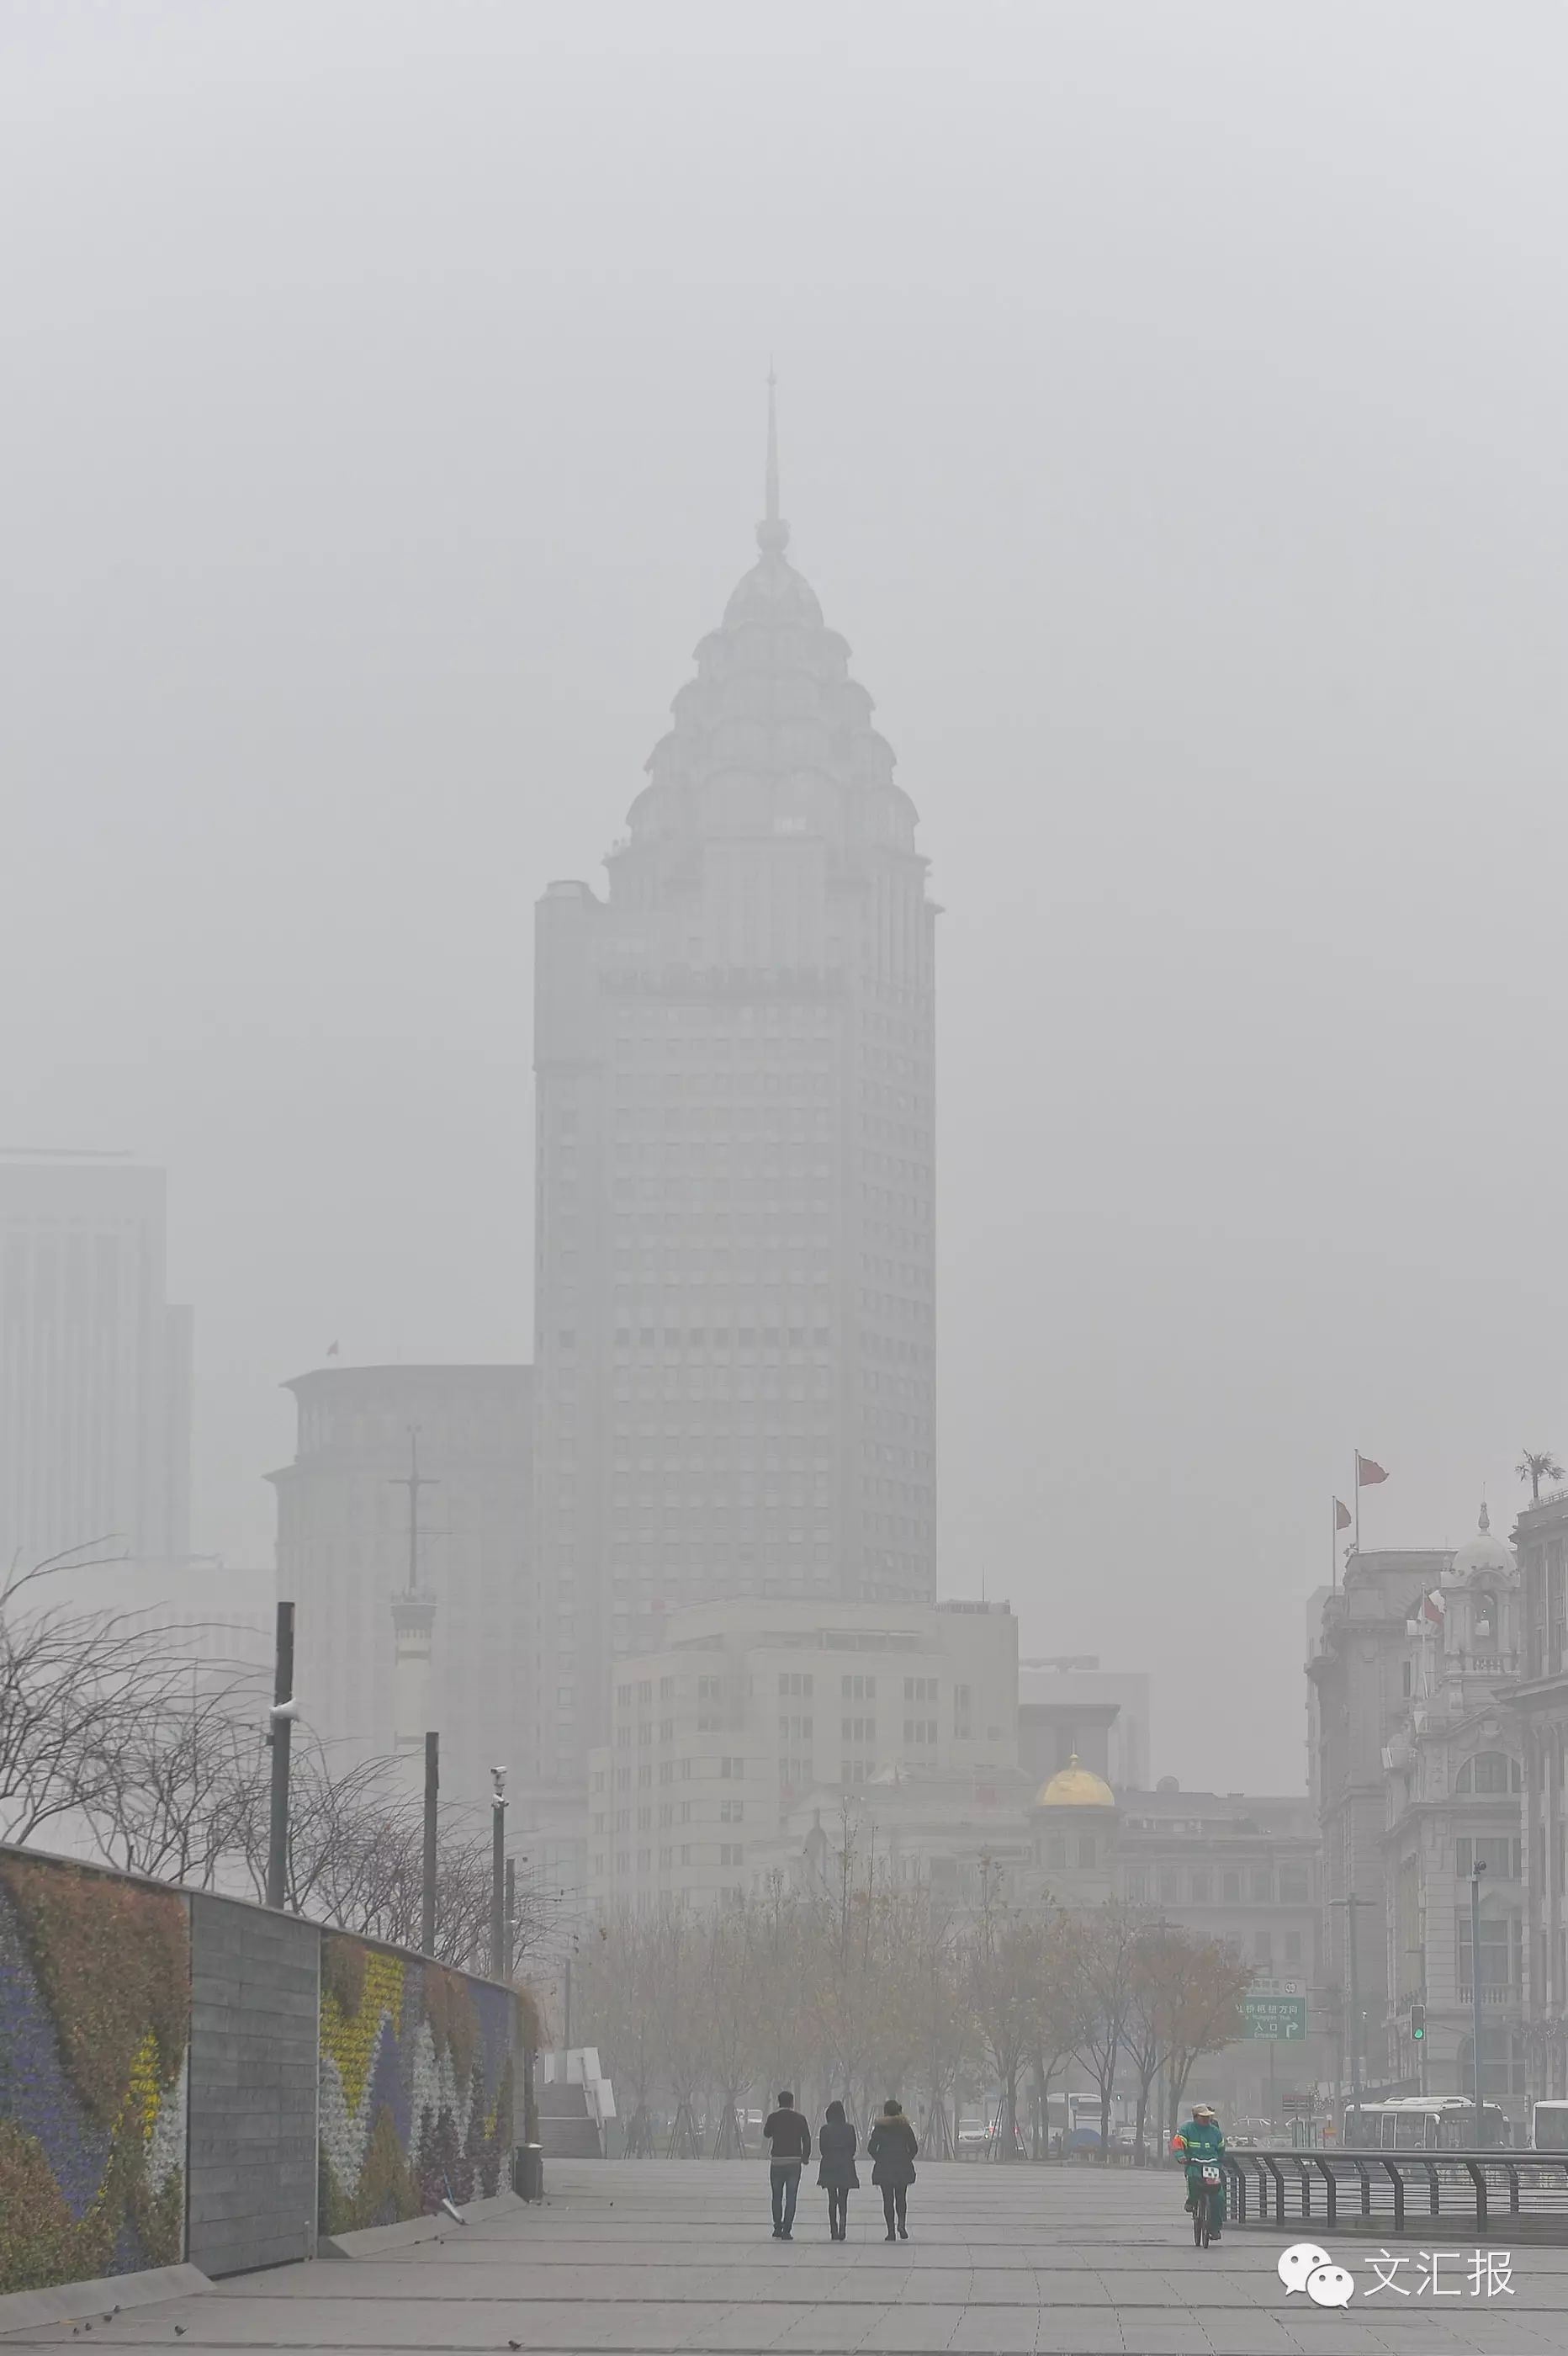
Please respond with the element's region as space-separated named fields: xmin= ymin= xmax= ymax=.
xmin=265 ymin=1600 xmax=296 ymax=1910
xmin=1470 ymin=1860 xmax=1488 ymax=2143
xmin=490 ymin=1767 xmax=508 ymax=1982
xmin=1335 ymin=1893 xmax=1368 ymax=2140
xmin=421 ymin=1731 xmax=439 ymax=1956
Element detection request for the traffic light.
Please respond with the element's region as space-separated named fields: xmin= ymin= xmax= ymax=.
xmin=1411 ymin=2002 xmax=1426 ymax=2041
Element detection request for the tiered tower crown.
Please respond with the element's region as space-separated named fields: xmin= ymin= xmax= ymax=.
xmin=625 ymin=377 xmax=918 ymax=855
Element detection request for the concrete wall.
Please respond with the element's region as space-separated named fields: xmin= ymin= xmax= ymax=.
xmin=187 ymin=1899 xmax=319 ymax=2279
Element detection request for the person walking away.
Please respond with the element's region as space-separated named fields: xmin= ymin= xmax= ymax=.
xmin=762 ymin=2090 xmax=811 ymax=2240
xmin=817 ymin=2099 xmax=859 ymax=2239
xmin=867 ymin=2098 xmax=918 ymax=2240
xmin=1170 ymin=2103 xmax=1226 ymax=2237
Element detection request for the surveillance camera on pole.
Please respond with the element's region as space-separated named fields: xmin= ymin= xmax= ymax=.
xmin=490 ymin=1766 xmax=509 ymax=1978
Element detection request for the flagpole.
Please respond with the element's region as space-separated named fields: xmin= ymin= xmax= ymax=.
xmin=1353 ymin=1454 xmax=1359 ymax=1560
xmin=1331 ymin=1497 xmax=1338 ymax=1590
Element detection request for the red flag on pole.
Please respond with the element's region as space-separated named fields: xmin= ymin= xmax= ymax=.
xmin=1356 ymin=1453 xmax=1388 ymax=1487
xmin=1334 ymin=1499 xmax=1352 ymax=1531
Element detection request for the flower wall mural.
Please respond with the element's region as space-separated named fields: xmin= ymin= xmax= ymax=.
xmin=0 ymin=1859 xmax=188 ymax=2295
xmin=317 ymin=1932 xmax=515 ymax=2234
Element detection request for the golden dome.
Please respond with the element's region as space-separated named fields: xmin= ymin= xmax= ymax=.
xmin=1035 ymin=1754 xmax=1115 ymax=1809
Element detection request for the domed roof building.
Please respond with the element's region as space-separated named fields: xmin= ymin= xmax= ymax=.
xmin=1029 ymin=1754 xmax=1119 ymax=1904
xmin=1450 ymin=1502 xmax=1516 ymax=1586
xmin=1035 ymin=1756 xmax=1116 ymax=1810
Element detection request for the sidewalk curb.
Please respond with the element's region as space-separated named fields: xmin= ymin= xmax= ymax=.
xmin=0 ymin=2264 xmax=211 ymax=2339
xmin=318 ymin=2189 xmax=526 ymax=2258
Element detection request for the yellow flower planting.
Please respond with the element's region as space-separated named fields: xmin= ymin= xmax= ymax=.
xmin=123 ymin=2030 xmax=162 ymax=2145
xmin=320 ymin=1949 xmax=405 ymax=2119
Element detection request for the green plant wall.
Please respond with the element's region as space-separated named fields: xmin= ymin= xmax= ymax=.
xmin=317 ymin=1932 xmax=515 ymax=2233
xmin=0 ymin=1858 xmax=189 ymax=2295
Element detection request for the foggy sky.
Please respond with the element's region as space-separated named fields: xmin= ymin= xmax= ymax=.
xmin=5 ymin=3 xmax=1566 ymax=1792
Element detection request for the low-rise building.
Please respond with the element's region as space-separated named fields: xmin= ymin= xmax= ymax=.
xmin=583 ymin=1598 xmax=1018 ymax=1911
xmin=750 ymin=1761 xmax=1327 ymax=2118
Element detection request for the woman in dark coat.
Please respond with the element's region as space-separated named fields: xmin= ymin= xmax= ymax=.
xmin=866 ymin=2098 xmax=919 ymax=2240
xmin=816 ymin=2099 xmax=859 ymax=2239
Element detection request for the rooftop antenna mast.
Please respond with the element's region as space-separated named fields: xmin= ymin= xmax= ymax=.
xmin=759 ymin=363 xmax=787 ymax=552
xmin=765 ymin=361 xmax=779 ymax=523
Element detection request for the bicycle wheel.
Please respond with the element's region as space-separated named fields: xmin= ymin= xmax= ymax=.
xmin=1195 ymin=2189 xmax=1211 ymax=2248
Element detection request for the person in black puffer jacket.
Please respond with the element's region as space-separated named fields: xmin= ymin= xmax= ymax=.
xmin=866 ymin=2098 xmax=918 ymax=2241
xmin=817 ymin=2100 xmax=860 ymax=2240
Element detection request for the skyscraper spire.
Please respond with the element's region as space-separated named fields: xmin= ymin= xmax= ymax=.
xmin=765 ymin=363 xmax=779 ymax=522
xmin=759 ymin=363 xmax=788 ymax=551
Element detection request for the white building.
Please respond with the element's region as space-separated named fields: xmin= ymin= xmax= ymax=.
xmin=585 ymin=1599 xmax=1016 ymax=1911
xmin=0 ymin=1155 xmax=191 ymax=1573
xmin=268 ymin=1364 xmax=532 ymax=1813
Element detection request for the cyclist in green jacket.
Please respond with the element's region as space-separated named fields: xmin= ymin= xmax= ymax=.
xmin=1171 ymin=2104 xmax=1226 ymax=2235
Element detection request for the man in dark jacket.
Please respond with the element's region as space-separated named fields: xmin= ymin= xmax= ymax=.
xmin=762 ymin=2091 xmax=812 ymax=2239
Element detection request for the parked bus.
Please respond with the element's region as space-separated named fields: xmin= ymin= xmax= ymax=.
xmin=1531 ymin=2100 xmax=1568 ymax=2151
xmin=1343 ymin=2096 xmax=1511 ymax=2151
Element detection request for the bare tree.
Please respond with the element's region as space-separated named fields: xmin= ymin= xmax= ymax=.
xmin=1029 ymin=1911 xmax=1094 ymax=2160
xmin=1121 ymin=1918 xmax=1235 ymax=2158
xmin=1163 ymin=1939 xmax=1253 ymax=2138
xmin=1066 ymin=1902 xmax=1142 ymax=2156
xmin=0 ymin=1545 xmax=207 ymax=1846
xmin=83 ymin=1673 xmax=264 ymax=1886
xmin=575 ymin=1910 xmax=664 ymax=2155
xmin=967 ymin=1869 xmax=1046 ymax=2157
xmin=914 ymin=1893 xmax=972 ymax=2158
xmin=705 ymin=1900 xmax=762 ymax=2156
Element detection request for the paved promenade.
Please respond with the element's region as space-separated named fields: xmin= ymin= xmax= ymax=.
xmin=4 ymin=2159 xmax=1567 ymax=2353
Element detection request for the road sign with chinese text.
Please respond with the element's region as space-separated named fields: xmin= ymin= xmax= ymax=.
xmin=1242 ymin=1992 xmax=1307 ymax=2039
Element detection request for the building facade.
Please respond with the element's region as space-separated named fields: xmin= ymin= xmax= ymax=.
xmin=0 ymin=1155 xmax=191 ymax=1573
xmin=1509 ymin=1485 xmax=1568 ymax=2100
xmin=268 ymin=1364 xmax=532 ymax=1813
xmin=583 ymin=1599 xmax=1015 ymax=1913
xmin=530 ymin=409 xmax=937 ymax=1787
xmin=1379 ymin=1510 xmax=1526 ymax=2112
xmin=753 ymin=1763 xmax=1327 ymax=2121
xmin=1307 ymin=1547 xmax=1451 ymax=2091
xmin=1018 ymin=1658 xmax=1152 ymax=1790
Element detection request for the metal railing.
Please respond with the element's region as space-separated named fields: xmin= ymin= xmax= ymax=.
xmin=1224 ymin=2150 xmax=1568 ymax=2236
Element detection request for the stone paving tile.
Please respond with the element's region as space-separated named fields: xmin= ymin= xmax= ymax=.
xmin=8 ymin=2159 xmax=1568 ymax=2352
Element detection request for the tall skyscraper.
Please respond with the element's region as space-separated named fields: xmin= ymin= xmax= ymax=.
xmin=530 ymin=394 xmax=937 ymax=1787
xmin=0 ymin=1154 xmax=191 ymax=1573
